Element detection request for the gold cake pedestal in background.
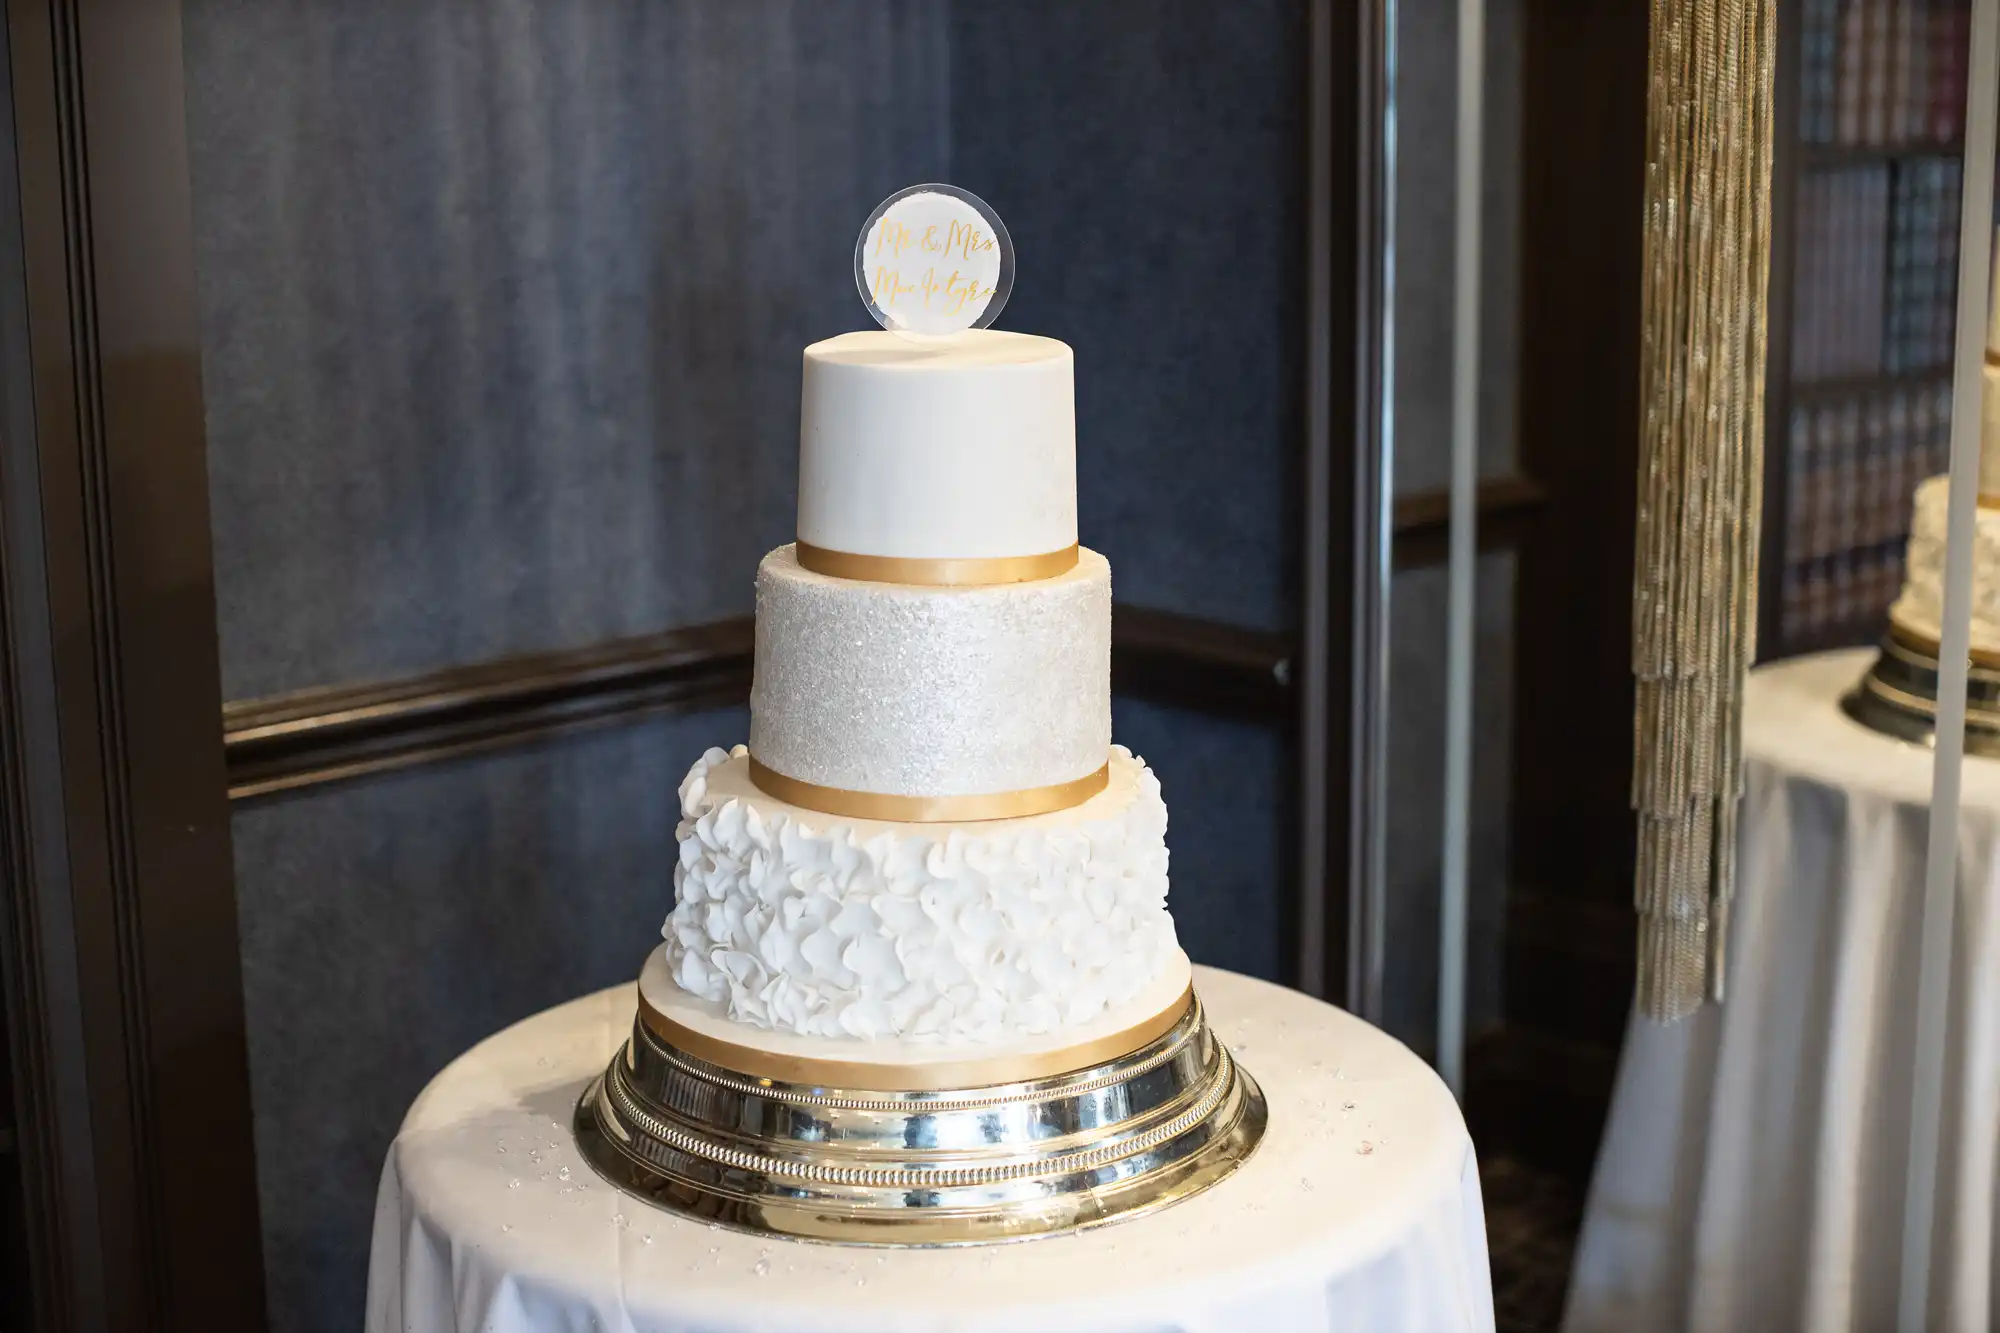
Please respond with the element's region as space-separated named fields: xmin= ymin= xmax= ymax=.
xmin=574 ymin=989 xmax=1266 ymax=1246
xmin=1842 ymin=626 xmax=2000 ymax=757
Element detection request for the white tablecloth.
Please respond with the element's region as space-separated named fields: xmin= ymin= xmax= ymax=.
xmin=1567 ymin=648 xmax=2000 ymax=1332
xmin=366 ymin=966 xmax=1493 ymax=1333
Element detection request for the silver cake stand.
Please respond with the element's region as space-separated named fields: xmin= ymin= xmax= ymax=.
xmin=575 ymin=988 xmax=1266 ymax=1246
xmin=1843 ymin=625 xmax=2000 ymax=756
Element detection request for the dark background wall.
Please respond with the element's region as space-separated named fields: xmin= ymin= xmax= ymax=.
xmin=948 ymin=0 xmax=1306 ymax=993
xmin=188 ymin=0 xmax=952 ymax=700
xmin=181 ymin=2 xmax=1315 ymax=1326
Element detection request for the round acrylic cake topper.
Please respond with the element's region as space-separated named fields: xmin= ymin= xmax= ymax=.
xmin=854 ymin=184 xmax=1013 ymax=339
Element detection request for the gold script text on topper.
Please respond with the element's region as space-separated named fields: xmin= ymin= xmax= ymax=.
xmin=871 ymin=218 xmax=1000 ymax=317
xmin=870 ymin=265 xmax=998 ymax=318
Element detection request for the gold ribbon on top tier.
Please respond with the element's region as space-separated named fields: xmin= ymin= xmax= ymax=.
xmin=793 ymin=540 xmax=1079 ymax=586
xmin=748 ymin=756 xmax=1109 ymax=822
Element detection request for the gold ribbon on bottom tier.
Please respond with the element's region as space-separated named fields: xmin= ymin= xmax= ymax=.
xmin=637 ymin=981 xmax=1194 ymax=1090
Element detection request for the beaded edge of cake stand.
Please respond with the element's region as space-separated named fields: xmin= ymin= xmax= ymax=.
xmin=573 ymin=989 xmax=1267 ymax=1246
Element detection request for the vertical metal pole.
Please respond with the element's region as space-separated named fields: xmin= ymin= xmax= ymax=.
xmin=1901 ymin=6 xmax=1998 ymax=1326
xmin=1438 ymin=0 xmax=1485 ymax=1099
xmin=1339 ymin=0 xmax=1399 ymax=1022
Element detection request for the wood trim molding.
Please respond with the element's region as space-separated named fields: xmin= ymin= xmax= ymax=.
xmin=224 ymin=620 xmax=756 ymax=800
xmin=1391 ymin=475 xmax=1547 ymax=568
xmin=1111 ymin=607 xmax=1292 ymax=723
xmin=221 ymin=607 xmax=1298 ymax=802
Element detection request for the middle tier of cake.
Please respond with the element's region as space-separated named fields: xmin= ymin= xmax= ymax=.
xmin=749 ymin=543 xmax=1111 ymax=804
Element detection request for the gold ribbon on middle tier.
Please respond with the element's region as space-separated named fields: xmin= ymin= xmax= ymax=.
xmin=793 ymin=540 xmax=1079 ymax=587
xmin=747 ymin=756 xmax=1109 ymax=823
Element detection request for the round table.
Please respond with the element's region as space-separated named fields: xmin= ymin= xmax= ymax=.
xmin=365 ymin=966 xmax=1494 ymax=1333
xmin=1567 ymin=648 xmax=2000 ymax=1332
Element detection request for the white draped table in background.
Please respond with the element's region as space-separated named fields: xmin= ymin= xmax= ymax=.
xmin=365 ymin=967 xmax=1492 ymax=1333
xmin=1568 ymin=648 xmax=2000 ymax=1332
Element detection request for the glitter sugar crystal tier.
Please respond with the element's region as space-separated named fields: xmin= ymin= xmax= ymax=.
xmin=576 ymin=185 xmax=1265 ymax=1241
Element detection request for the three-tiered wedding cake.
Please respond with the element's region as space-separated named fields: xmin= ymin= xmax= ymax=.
xmin=648 ymin=328 xmax=1194 ymax=1056
xmin=577 ymin=188 xmax=1259 ymax=1242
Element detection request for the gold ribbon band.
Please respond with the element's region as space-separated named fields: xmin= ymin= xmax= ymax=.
xmin=794 ymin=540 xmax=1079 ymax=587
xmin=1888 ymin=619 xmax=2000 ymax=671
xmin=638 ymin=984 xmax=1194 ymax=1090
xmin=747 ymin=756 xmax=1109 ymax=823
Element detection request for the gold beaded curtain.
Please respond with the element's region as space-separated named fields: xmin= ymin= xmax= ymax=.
xmin=1631 ymin=0 xmax=1777 ymax=1021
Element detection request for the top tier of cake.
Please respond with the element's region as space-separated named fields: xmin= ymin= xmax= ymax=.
xmin=799 ymin=330 xmax=1076 ymax=561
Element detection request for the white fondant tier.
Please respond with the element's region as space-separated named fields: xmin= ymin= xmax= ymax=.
xmin=1890 ymin=474 xmax=2000 ymax=657
xmin=662 ymin=745 xmax=1178 ymax=1045
xmin=798 ymin=330 xmax=1076 ymax=561
xmin=749 ymin=543 xmax=1110 ymax=798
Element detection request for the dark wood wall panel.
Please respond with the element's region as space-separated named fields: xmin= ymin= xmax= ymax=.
xmin=1513 ymin=0 xmax=1645 ymax=921
xmin=0 ymin=0 xmax=265 ymax=1325
xmin=182 ymin=0 xmax=952 ymax=700
xmin=1485 ymin=0 xmax=1650 ymax=1171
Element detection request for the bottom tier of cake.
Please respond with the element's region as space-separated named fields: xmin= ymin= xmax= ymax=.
xmin=663 ymin=743 xmax=1179 ymax=1046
